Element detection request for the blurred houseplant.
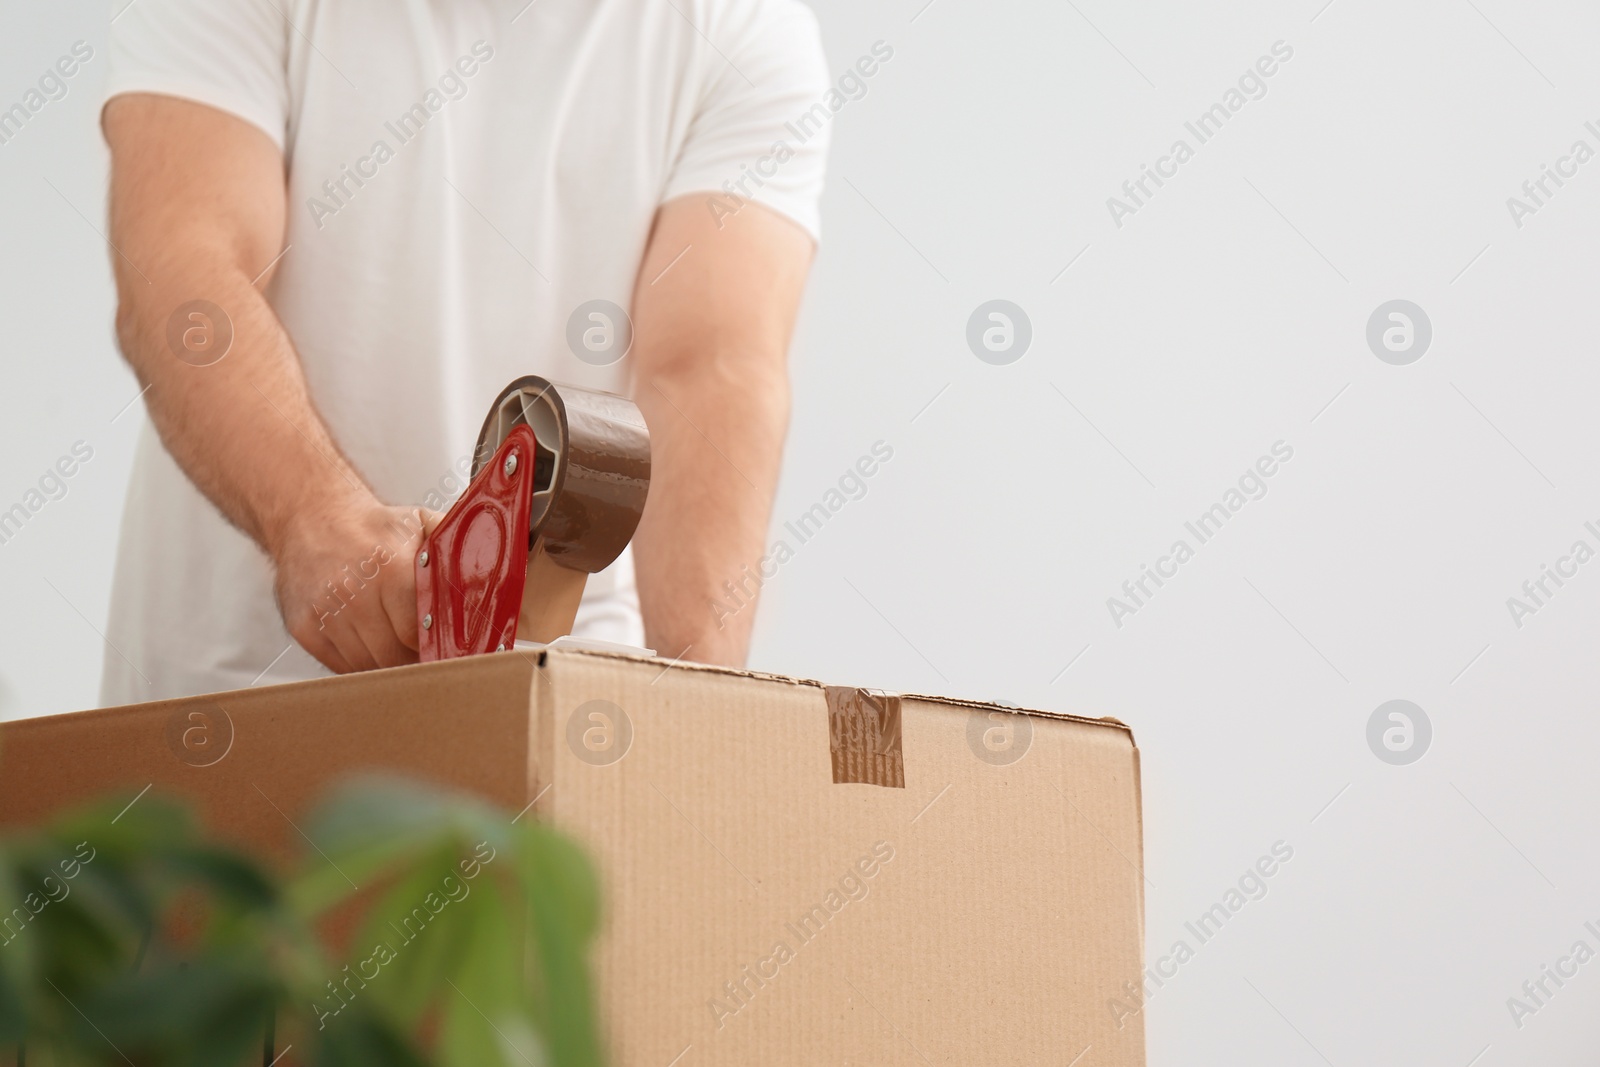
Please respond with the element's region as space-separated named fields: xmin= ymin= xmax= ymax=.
xmin=0 ymin=776 xmax=603 ymax=1067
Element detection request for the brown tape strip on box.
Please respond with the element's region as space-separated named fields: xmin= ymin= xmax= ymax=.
xmin=825 ymin=687 xmax=905 ymax=788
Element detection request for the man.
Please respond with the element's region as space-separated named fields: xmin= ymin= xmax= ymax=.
xmin=98 ymin=0 xmax=830 ymax=704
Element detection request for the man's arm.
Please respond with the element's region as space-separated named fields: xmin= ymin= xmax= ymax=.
xmin=629 ymin=198 xmax=815 ymax=666
xmin=104 ymin=93 xmax=424 ymax=673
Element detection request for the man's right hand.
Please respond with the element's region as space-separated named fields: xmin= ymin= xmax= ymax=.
xmin=270 ymin=501 xmax=435 ymax=674
xmin=105 ymin=94 xmax=428 ymax=675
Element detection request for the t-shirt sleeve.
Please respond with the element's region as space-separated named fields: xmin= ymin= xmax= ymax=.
xmin=661 ymin=1 xmax=832 ymax=241
xmin=104 ymin=0 xmax=289 ymax=152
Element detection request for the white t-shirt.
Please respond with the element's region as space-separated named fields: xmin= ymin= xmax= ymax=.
xmin=99 ymin=0 xmax=830 ymax=706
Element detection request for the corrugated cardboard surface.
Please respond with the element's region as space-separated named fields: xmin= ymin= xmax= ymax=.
xmin=542 ymin=653 xmax=1144 ymax=1066
xmin=0 ymin=654 xmax=537 ymax=860
xmin=0 ymin=650 xmax=1144 ymax=1066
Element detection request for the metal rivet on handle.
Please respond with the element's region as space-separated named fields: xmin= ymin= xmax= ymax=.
xmin=419 ymin=550 xmax=429 ymax=567
xmin=422 ymin=614 xmax=433 ymax=630
xmin=504 ymin=452 xmax=518 ymax=477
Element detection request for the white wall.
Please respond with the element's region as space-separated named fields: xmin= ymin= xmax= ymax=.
xmin=5 ymin=0 xmax=1600 ymax=1062
xmin=0 ymin=7 xmax=138 ymax=718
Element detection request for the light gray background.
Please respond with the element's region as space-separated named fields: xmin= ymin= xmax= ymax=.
xmin=3 ymin=0 xmax=1597 ymax=1063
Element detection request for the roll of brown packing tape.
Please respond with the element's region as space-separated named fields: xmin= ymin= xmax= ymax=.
xmin=472 ymin=376 xmax=652 ymax=575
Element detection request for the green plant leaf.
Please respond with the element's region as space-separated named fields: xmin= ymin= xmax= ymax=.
xmin=162 ymin=845 xmax=280 ymax=913
xmin=313 ymin=1008 xmax=431 ymax=1067
xmin=2 ymin=771 xmax=609 ymax=1067
xmin=515 ymin=828 xmax=603 ymax=1067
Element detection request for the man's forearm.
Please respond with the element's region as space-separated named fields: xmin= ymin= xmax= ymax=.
xmin=626 ymin=197 xmax=814 ymax=666
xmin=631 ymin=357 xmax=789 ymax=665
xmin=113 ymin=253 xmax=375 ymax=552
xmin=106 ymin=95 xmax=428 ymax=674
xmin=107 ymin=95 xmax=376 ymax=557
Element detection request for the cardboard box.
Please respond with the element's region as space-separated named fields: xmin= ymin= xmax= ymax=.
xmin=0 ymin=648 xmax=1145 ymax=1065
